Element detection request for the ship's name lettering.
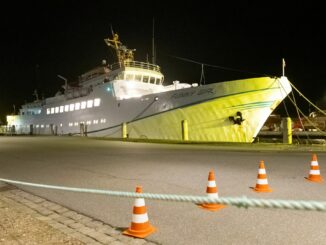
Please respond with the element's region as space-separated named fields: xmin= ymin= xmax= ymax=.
xmin=171 ymin=88 xmax=215 ymax=99
xmin=171 ymin=90 xmax=196 ymax=99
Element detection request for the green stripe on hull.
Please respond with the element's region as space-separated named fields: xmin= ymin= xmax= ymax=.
xmin=229 ymin=101 xmax=274 ymax=110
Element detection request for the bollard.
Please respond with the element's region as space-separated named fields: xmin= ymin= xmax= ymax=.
xmin=29 ymin=124 xmax=33 ymax=135
xmin=80 ymin=123 xmax=85 ymax=136
xmin=54 ymin=125 xmax=58 ymax=136
xmin=122 ymin=122 xmax=128 ymax=139
xmin=182 ymin=119 xmax=189 ymax=141
xmin=50 ymin=124 xmax=54 ymax=135
xmin=84 ymin=125 xmax=87 ymax=137
xmin=282 ymin=117 xmax=292 ymax=144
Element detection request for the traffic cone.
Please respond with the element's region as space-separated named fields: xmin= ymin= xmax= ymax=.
xmin=252 ymin=160 xmax=272 ymax=192
xmin=305 ymin=154 xmax=323 ymax=183
xmin=123 ymin=186 xmax=156 ymax=238
xmin=199 ymin=169 xmax=226 ymax=211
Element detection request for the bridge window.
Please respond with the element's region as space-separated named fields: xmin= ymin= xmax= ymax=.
xmin=47 ymin=108 xmax=50 ymax=115
xmin=150 ymin=77 xmax=155 ymax=84
xmin=126 ymin=73 xmax=134 ymax=81
xmin=60 ymin=106 xmax=64 ymax=113
xmin=55 ymin=107 xmax=59 ymax=113
xmin=75 ymin=102 xmax=80 ymax=110
xmin=143 ymin=76 xmax=149 ymax=83
xmin=135 ymin=74 xmax=142 ymax=81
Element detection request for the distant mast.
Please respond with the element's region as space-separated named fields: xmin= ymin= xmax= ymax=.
xmin=282 ymin=58 xmax=286 ymax=76
xmin=152 ymin=18 xmax=156 ymax=64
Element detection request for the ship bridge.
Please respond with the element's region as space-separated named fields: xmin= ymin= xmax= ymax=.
xmin=110 ymin=60 xmax=164 ymax=85
xmin=109 ymin=60 xmax=165 ymax=100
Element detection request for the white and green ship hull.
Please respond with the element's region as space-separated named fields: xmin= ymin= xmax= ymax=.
xmin=121 ymin=76 xmax=291 ymax=142
xmin=7 ymin=76 xmax=291 ymax=143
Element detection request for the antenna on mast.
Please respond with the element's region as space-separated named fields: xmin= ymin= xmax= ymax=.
xmin=33 ymin=89 xmax=39 ymax=101
xmin=200 ymin=64 xmax=206 ymax=86
xmin=57 ymin=74 xmax=68 ymax=91
xmin=152 ymin=18 xmax=156 ymax=64
xmin=282 ymin=58 xmax=286 ymax=77
xmin=110 ymin=24 xmax=115 ymax=36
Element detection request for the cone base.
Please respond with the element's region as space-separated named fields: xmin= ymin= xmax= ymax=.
xmin=123 ymin=225 xmax=156 ymax=238
xmin=253 ymin=187 xmax=272 ymax=192
xmin=305 ymin=177 xmax=323 ymax=183
xmin=198 ymin=203 xmax=226 ymax=211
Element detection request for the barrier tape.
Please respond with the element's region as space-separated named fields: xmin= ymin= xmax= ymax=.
xmin=1 ymin=178 xmax=326 ymax=212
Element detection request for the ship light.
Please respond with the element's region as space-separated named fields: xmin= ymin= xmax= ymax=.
xmin=6 ymin=115 xmax=16 ymax=126
xmin=94 ymin=98 xmax=101 ymax=107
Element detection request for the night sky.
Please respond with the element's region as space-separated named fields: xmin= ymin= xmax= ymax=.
xmin=1 ymin=1 xmax=325 ymax=123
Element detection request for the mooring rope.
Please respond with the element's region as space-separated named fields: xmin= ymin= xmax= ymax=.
xmin=1 ymin=178 xmax=326 ymax=212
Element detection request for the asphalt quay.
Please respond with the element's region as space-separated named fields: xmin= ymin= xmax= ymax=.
xmin=0 ymin=136 xmax=326 ymax=245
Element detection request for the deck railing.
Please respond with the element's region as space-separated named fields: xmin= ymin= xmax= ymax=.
xmin=110 ymin=61 xmax=161 ymax=72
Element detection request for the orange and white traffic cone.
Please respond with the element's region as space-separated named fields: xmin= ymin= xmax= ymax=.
xmin=199 ymin=169 xmax=226 ymax=211
xmin=123 ymin=186 xmax=156 ymax=238
xmin=252 ymin=160 xmax=272 ymax=192
xmin=305 ymin=154 xmax=323 ymax=183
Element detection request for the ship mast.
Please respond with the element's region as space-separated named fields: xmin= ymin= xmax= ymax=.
xmin=282 ymin=58 xmax=286 ymax=76
xmin=152 ymin=18 xmax=156 ymax=64
xmin=104 ymin=32 xmax=135 ymax=64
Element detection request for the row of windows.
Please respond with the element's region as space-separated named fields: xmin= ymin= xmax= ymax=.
xmin=117 ymin=72 xmax=163 ymax=85
xmin=21 ymin=109 xmax=42 ymax=115
xmin=68 ymin=118 xmax=107 ymax=127
xmin=20 ymin=118 xmax=107 ymax=129
xmin=46 ymin=98 xmax=101 ymax=115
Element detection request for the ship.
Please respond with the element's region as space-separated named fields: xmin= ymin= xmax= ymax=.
xmin=6 ymin=32 xmax=292 ymax=142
